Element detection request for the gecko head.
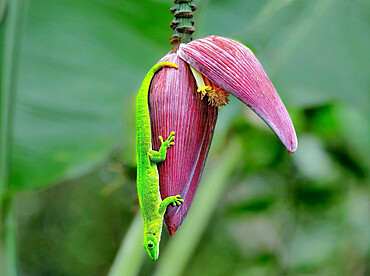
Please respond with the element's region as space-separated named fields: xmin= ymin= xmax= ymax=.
xmin=144 ymin=234 xmax=160 ymax=261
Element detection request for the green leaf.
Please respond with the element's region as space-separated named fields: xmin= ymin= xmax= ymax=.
xmin=4 ymin=0 xmax=173 ymax=192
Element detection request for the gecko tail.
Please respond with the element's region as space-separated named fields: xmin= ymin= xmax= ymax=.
xmin=154 ymin=62 xmax=178 ymax=72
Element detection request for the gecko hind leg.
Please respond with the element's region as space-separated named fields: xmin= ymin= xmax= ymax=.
xmin=159 ymin=195 xmax=184 ymax=215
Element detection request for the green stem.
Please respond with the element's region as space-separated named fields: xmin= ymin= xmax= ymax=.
xmin=0 ymin=0 xmax=8 ymax=24
xmin=170 ymin=0 xmax=196 ymax=47
xmin=108 ymin=213 xmax=145 ymax=276
xmin=0 ymin=199 xmax=17 ymax=276
xmin=0 ymin=0 xmax=25 ymax=274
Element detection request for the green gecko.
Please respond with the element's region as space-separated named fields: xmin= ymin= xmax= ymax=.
xmin=136 ymin=62 xmax=184 ymax=261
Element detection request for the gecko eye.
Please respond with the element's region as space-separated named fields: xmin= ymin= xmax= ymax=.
xmin=148 ymin=242 xmax=154 ymax=248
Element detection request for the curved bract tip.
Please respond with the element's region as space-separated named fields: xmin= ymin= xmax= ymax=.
xmin=168 ymin=226 xmax=177 ymax=236
xmin=178 ymin=35 xmax=298 ymax=153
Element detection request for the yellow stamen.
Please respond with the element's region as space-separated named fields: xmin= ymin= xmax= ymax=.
xmin=189 ymin=65 xmax=206 ymax=89
xmin=189 ymin=65 xmax=229 ymax=108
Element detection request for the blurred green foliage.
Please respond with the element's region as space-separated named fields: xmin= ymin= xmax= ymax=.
xmin=0 ymin=0 xmax=369 ymax=275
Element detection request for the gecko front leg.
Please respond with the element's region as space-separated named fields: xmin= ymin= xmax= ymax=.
xmin=149 ymin=131 xmax=175 ymax=163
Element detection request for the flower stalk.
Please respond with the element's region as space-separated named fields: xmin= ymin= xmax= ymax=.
xmin=170 ymin=0 xmax=196 ymax=47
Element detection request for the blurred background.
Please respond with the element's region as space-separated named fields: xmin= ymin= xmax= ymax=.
xmin=0 ymin=0 xmax=369 ymax=275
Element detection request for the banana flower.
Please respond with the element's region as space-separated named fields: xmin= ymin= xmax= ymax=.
xmin=149 ymin=35 xmax=297 ymax=235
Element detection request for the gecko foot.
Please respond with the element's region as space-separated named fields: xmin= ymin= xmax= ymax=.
xmin=171 ymin=194 xmax=184 ymax=207
xmin=159 ymin=131 xmax=175 ymax=148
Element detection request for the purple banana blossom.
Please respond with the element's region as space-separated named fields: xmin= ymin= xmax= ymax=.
xmin=149 ymin=35 xmax=297 ymax=235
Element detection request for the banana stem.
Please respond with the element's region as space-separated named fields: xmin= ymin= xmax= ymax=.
xmin=170 ymin=0 xmax=197 ymax=47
